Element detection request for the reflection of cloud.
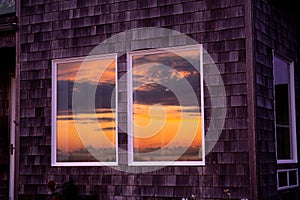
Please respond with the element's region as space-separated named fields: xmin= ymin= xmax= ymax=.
xmin=77 ymin=60 xmax=115 ymax=84
xmin=133 ymin=66 xmax=199 ymax=89
xmin=93 ymin=127 xmax=116 ymax=132
xmin=133 ymin=84 xmax=179 ymax=106
xmin=133 ymin=83 xmax=200 ymax=107
xmin=56 ymin=56 xmax=116 ymax=114
xmin=133 ymin=49 xmax=200 ymax=74
xmin=58 ymin=116 xmax=114 ymax=122
xmin=131 ymin=49 xmax=201 ymax=107
xmin=57 ymin=62 xmax=80 ymax=81
xmin=177 ymin=106 xmax=201 ymax=114
xmin=57 ymin=80 xmax=115 ymax=113
xmin=102 ymin=127 xmax=116 ymax=131
xmin=133 ymin=63 xmax=197 ymax=86
xmin=57 ymin=58 xmax=116 ymax=84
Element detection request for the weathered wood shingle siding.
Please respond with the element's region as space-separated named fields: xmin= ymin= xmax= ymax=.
xmin=19 ymin=0 xmax=251 ymax=199
xmin=254 ymin=0 xmax=300 ymax=199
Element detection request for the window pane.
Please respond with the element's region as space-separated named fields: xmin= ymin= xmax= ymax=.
xmin=131 ymin=47 xmax=203 ymax=163
xmin=289 ymin=170 xmax=298 ymax=186
xmin=275 ymin=84 xmax=289 ymax=125
xmin=56 ymin=57 xmax=117 ymax=163
xmin=276 ymin=126 xmax=291 ymax=160
xmin=0 ymin=0 xmax=15 ymax=15
xmin=274 ymin=57 xmax=289 ymax=84
xmin=278 ymin=171 xmax=288 ymax=187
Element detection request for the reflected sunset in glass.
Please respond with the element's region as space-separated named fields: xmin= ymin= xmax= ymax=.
xmin=56 ymin=57 xmax=117 ymax=162
xmin=130 ymin=48 xmax=203 ymax=162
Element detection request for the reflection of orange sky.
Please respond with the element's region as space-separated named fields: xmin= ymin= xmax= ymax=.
xmin=56 ymin=56 xmax=117 ymax=153
xmin=58 ymin=58 xmax=116 ymax=84
xmin=133 ymin=104 xmax=202 ymax=149
xmin=57 ymin=111 xmax=116 ymax=152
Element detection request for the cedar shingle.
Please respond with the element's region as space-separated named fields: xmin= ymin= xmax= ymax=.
xmin=155 ymin=186 xmax=174 ymax=197
xmin=141 ymin=186 xmax=154 ymax=196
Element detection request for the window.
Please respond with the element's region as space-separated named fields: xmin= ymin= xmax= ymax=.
xmin=274 ymin=55 xmax=297 ymax=164
xmin=52 ymin=54 xmax=118 ymax=166
xmin=277 ymin=169 xmax=299 ymax=190
xmin=0 ymin=0 xmax=15 ymax=15
xmin=127 ymin=45 xmax=205 ymax=166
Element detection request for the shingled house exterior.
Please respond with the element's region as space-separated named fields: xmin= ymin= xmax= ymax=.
xmin=0 ymin=0 xmax=300 ymax=199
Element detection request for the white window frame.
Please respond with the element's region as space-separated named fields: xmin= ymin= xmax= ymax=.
xmin=52 ymin=54 xmax=118 ymax=166
xmin=127 ymin=44 xmax=205 ymax=166
xmin=277 ymin=168 xmax=299 ymax=190
xmin=273 ymin=54 xmax=298 ymax=164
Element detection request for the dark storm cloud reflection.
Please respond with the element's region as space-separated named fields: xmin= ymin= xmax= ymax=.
xmin=132 ymin=51 xmax=201 ymax=106
xmin=57 ymin=80 xmax=115 ymax=114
